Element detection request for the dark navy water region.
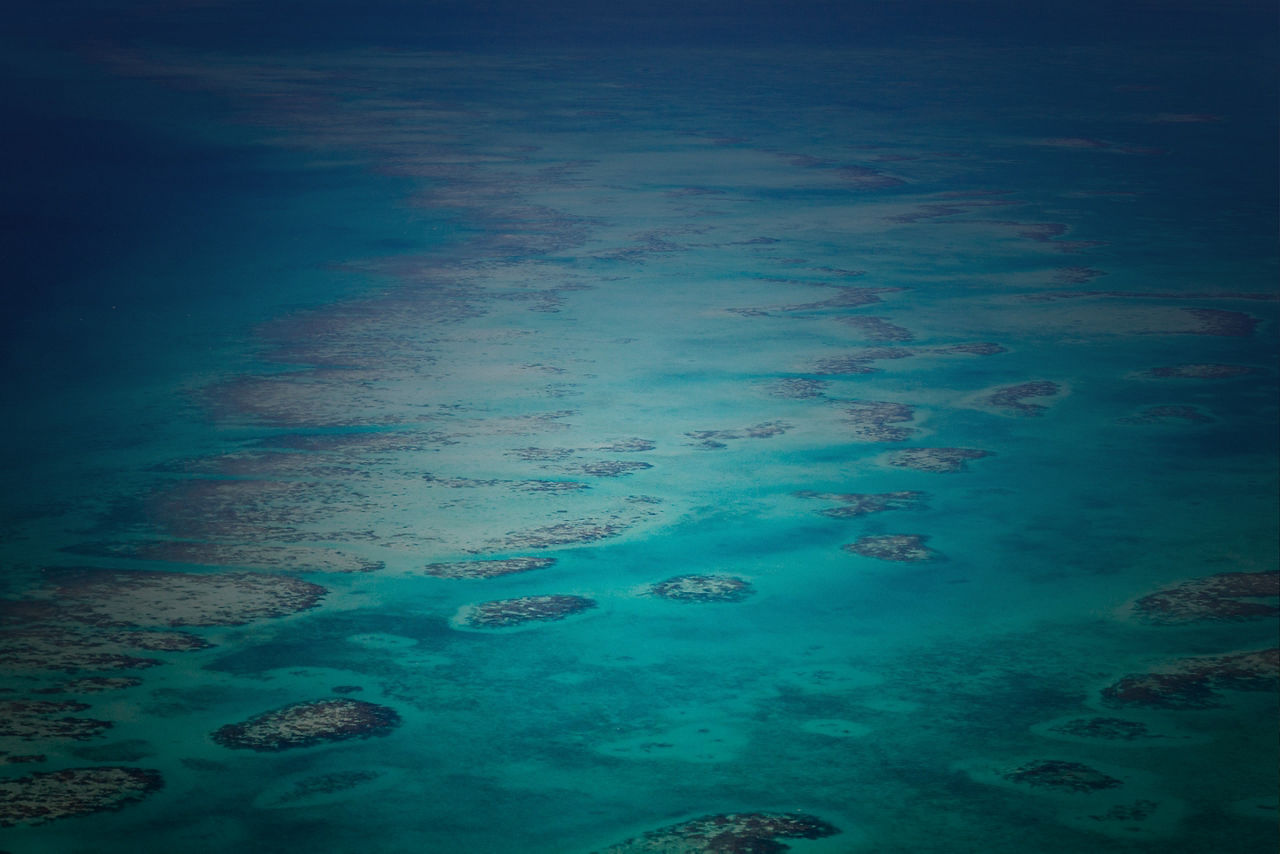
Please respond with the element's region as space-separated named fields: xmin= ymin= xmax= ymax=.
xmin=1 ymin=3 xmax=1278 ymax=853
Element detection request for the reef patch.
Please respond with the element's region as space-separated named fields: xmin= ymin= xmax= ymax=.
xmin=0 ymin=766 xmax=163 ymax=827
xmin=843 ymin=534 xmax=940 ymax=562
xmin=212 ymin=698 xmax=401 ymax=751
xmin=649 ymin=574 xmax=754 ymax=603
xmin=596 ymin=811 xmax=839 ymax=853
xmin=456 ymin=594 xmax=597 ymax=629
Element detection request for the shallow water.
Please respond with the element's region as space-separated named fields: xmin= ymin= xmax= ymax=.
xmin=1 ymin=16 xmax=1277 ymax=854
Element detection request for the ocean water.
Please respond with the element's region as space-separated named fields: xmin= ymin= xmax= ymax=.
xmin=1 ymin=9 xmax=1277 ymax=854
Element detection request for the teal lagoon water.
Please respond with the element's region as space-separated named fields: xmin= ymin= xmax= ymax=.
xmin=1 ymin=14 xmax=1277 ymax=854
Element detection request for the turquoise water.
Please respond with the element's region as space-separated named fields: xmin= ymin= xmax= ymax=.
xmin=1 ymin=33 xmax=1276 ymax=854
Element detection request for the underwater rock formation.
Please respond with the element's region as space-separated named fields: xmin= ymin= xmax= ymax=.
xmin=212 ymin=698 xmax=401 ymax=751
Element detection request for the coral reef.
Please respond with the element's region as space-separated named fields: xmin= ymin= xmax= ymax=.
xmin=1120 ymin=405 xmax=1213 ymax=424
xmin=0 ymin=766 xmax=163 ymax=827
xmin=685 ymin=422 xmax=792 ymax=450
xmin=795 ymin=490 xmax=926 ymax=518
xmin=459 ymin=594 xmax=597 ymax=628
xmin=650 ymin=575 xmax=754 ymax=603
xmin=838 ymin=315 xmax=915 ymax=342
xmin=843 ymin=534 xmax=940 ymax=562
xmin=885 ymin=447 xmax=991 ymax=473
xmin=1103 ymin=648 xmax=1279 ymax=709
xmin=67 ymin=540 xmax=385 ymax=574
xmin=486 ymin=520 xmax=629 ymax=549
xmin=0 ymin=625 xmax=205 ymax=673
xmin=813 ymin=348 xmax=913 ymax=375
xmin=568 ymin=461 xmax=654 ymax=477
xmin=212 ymin=698 xmax=401 ymax=751
xmin=1005 ymin=759 xmax=1121 ymax=793
xmin=1143 ymin=363 xmax=1258 ymax=379
xmin=842 ymin=400 xmax=916 ymax=441
xmin=0 ymin=700 xmax=112 ymax=741
xmin=38 ymin=567 xmax=327 ymax=627
xmin=1047 ymin=717 xmax=1157 ymax=741
xmin=35 ymin=677 xmax=142 ymax=695
xmin=594 ymin=438 xmax=656 ymax=452
xmin=985 ymin=381 xmax=1061 ymax=416
xmin=422 ymin=557 xmax=555 ymax=579
xmin=1133 ymin=571 xmax=1278 ymax=623
xmin=596 ymin=812 xmax=839 ymax=853
xmin=928 ymin=342 xmax=1007 ymax=356
xmin=1089 ymin=800 xmax=1158 ymax=822
xmin=273 ymin=770 xmax=383 ymax=805
xmin=765 ymin=378 xmax=828 ymax=399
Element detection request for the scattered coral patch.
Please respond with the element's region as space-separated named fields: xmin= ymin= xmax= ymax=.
xmin=0 ymin=766 xmax=163 ymax=827
xmin=766 ymin=378 xmax=828 ymax=399
xmin=650 ymin=575 xmax=754 ymax=603
xmin=929 ymin=342 xmax=1007 ymax=356
xmin=594 ymin=438 xmax=657 ymax=453
xmin=842 ymin=400 xmax=915 ymax=441
xmin=843 ymin=534 xmax=940 ymax=562
xmin=885 ymin=447 xmax=991 ymax=473
xmin=1047 ymin=717 xmax=1157 ymax=741
xmin=985 ymin=381 xmax=1061 ymax=416
xmin=39 ymin=568 xmax=327 ymax=627
xmin=1178 ymin=308 xmax=1258 ymax=337
xmin=460 ymin=594 xmax=597 ymax=629
xmin=1005 ymin=759 xmax=1121 ymax=793
xmin=0 ymin=701 xmax=112 ymax=742
xmin=212 ymin=698 xmax=401 ymax=751
xmin=422 ymin=557 xmax=555 ymax=579
xmin=68 ymin=540 xmax=385 ymax=574
xmin=1143 ymin=363 xmax=1258 ymax=379
xmin=568 ymin=461 xmax=654 ymax=477
xmin=1120 ymin=405 xmax=1212 ymax=424
xmin=0 ymin=624 xmax=206 ymax=673
xmin=272 ymin=770 xmax=383 ymax=806
xmin=838 ymin=315 xmax=915 ymax=342
xmin=35 ymin=677 xmax=142 ymax=695
xmin=486 ymin=520 xmax=629 ymax=549
xmin=1102 ymin=649 xmax=1279 ymax=709
xmin=1 ymin=753 xmax=46 ymax=765
xmin=813 ymin=348 xmax=913 ymax=375
xmin=685 ymin=422 xmax=792 ymax=450
xmin=596 ymin=811 xmax=839 ymax=853
xmin=796 ymin=490 xmax=925 ymax=518
xmin=1133 ymin=571 xmax=1278 ymax=624
xmin=1089 ymin=799 xmax=1159 ymax=823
